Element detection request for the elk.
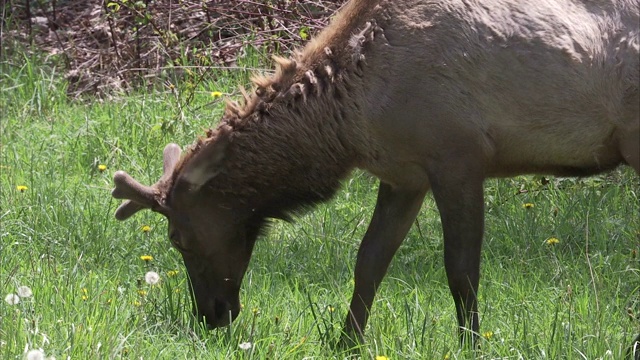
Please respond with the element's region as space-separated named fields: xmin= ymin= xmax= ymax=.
xmin=112 ymin=0 xmax=639 ymax=347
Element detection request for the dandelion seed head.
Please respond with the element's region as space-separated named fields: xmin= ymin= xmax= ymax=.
xmin=5 ymin=293 xmax=20 ymax=305
xmin=145 ymin=271 xmax=160 ymax=285
xmin=17 ymin=286 xmax=33 ymax=298
xmin=25 ymin=349 xmax=45 ymax=360
xmin=238 ymin=342 xmax=252 ymax=350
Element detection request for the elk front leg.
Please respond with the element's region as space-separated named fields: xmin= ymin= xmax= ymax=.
xmin=343 ymin=181 xmax=429 ymax=344
xmin=428 ymin=161 xmax=485 ymax=345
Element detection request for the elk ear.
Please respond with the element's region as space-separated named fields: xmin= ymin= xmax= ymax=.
xmin=179 ymin=128 xmax=231 ymax=191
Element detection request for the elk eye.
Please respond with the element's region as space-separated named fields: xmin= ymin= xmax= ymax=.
xmin=169 ymin=230 xmax=189 ymax=253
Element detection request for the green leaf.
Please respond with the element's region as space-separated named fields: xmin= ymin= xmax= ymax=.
xmin=299 ymin=27 xmax=309 ymax=41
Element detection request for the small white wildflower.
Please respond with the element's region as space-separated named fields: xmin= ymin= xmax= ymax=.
xmin=5 ymin=293 xmax=20 ymax=305
xmin=117 ymin=286 xmax=125 ymax=294
xmin=144 ymin=271 xmax=160 ymax=285
xmin=41 ymin=333 xmax=49 ymax=346
xmin=604 ymin=350 xmax=613 ymax=357
xmin=17 ymin=286 xmax=33 ymax=298
xmin=238 ymin=341 xmax=252 ymax=350
xmin=26 ymin=349 xmax=45 ymax=360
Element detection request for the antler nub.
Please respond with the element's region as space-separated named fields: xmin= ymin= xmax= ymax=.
xmin=162 ymin=143 xmax=182 ymax=180
xmin=112 ymin=171 xmax=157 ymax=203
xmin=114 ymin=200 xmax=146 ymax=221
xmin=112 ymin=143 xmax=183 ymax=221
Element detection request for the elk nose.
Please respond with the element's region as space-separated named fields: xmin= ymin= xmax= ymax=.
xmin=200 ymin=298 xmax=239 ymax=328
xmin=214 ymin=298 xmax=233 ymax=324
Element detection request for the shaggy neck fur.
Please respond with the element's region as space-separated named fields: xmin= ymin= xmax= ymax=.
xmin=175 ymin=0 xmax=385 ymax=216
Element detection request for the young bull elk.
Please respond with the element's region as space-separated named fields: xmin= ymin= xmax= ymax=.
xmin=112 ymin=0 xmax=639 ymax=347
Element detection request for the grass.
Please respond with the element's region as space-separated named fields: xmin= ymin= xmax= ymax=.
xmin=1 ymin=52 xmax=639 ymax=360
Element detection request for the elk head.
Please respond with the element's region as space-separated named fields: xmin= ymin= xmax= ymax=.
xmin=112 ymin=133 xmax=261 ymax=328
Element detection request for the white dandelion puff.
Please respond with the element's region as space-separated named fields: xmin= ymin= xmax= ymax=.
xmin=144 ymin=271 xmax=160 ymax=285
xmin=238 ymin=342 xmax=252 ymax=350
xmin=25 ymin=349 xmax=45 ymax=360
xmin=17 ymin=286 xmax=33 ymax=298
xmin=5 ymin=293 xmax=20 ymax=305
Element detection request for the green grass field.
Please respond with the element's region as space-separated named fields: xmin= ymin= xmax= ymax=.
xmin=1 ymin=54 xmax=639 ymax=360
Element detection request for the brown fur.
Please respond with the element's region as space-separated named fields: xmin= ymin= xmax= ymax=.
xmin=114 ymin=0 xmax=639 ymax=346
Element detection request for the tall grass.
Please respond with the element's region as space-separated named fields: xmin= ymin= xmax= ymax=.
xmin=1 ymin=53 xmax=638 ymax=359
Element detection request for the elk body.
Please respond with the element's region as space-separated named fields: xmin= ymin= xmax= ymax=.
xmin=112 ymin=0 xmax=639 ymax=346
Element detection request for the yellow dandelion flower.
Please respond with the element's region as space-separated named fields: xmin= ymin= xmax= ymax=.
xmin=327 ymin=306 xmax=335 ymax=312
xmin=211 ymin=91 xmax=223 ymax=98
xmin=141 ymin=225 xmax=151 ymax=233
xmin=444 ymin=353 xmax=450 ymax=360
xmin=81 ymin=288 xmax=88 ymax=294
xmin=167 ymin=270 xmax=179 ymax=277
xmin=376 ymin=356 xmax=389 ymax=360
xmin=482 ymin=330 xmax=494 ymax=340
xmin=174 ymin=288 xmax=181 ymax=293
xmin=16 ymin=185 xmax=28 ymax=192
xmin=82 ymin=295 xmax=88 ymax=301
xmin=522 ymin=203 xmax=534 ymax=209
xmin=546 ymin=237 xmax=560 ymax=245
xmin=140 ymin=255 xmax=153 ymax=262
xmin=252 ymin=308 xmax=260 ymax=315
xmin=137 ymin=290 xmax=147 ymax=296
xmin=133 ymin=300 xmax=142 ymax=307
xmin=98 ymin=164 xmax=107 ymax=172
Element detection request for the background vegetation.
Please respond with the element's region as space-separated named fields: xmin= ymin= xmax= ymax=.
xmin=1 ymin=1 xmax=639 ymax=359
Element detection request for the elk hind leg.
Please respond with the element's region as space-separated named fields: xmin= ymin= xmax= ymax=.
xmin=428 ymin=160 xmax=485 ymax=346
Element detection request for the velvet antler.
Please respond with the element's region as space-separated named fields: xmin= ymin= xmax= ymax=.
xmin=112 ymin=143 xmax=182 ymax=220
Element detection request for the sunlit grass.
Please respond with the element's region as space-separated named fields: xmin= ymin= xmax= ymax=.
xmin=1 ymin=53 xmax=638 ymax=359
